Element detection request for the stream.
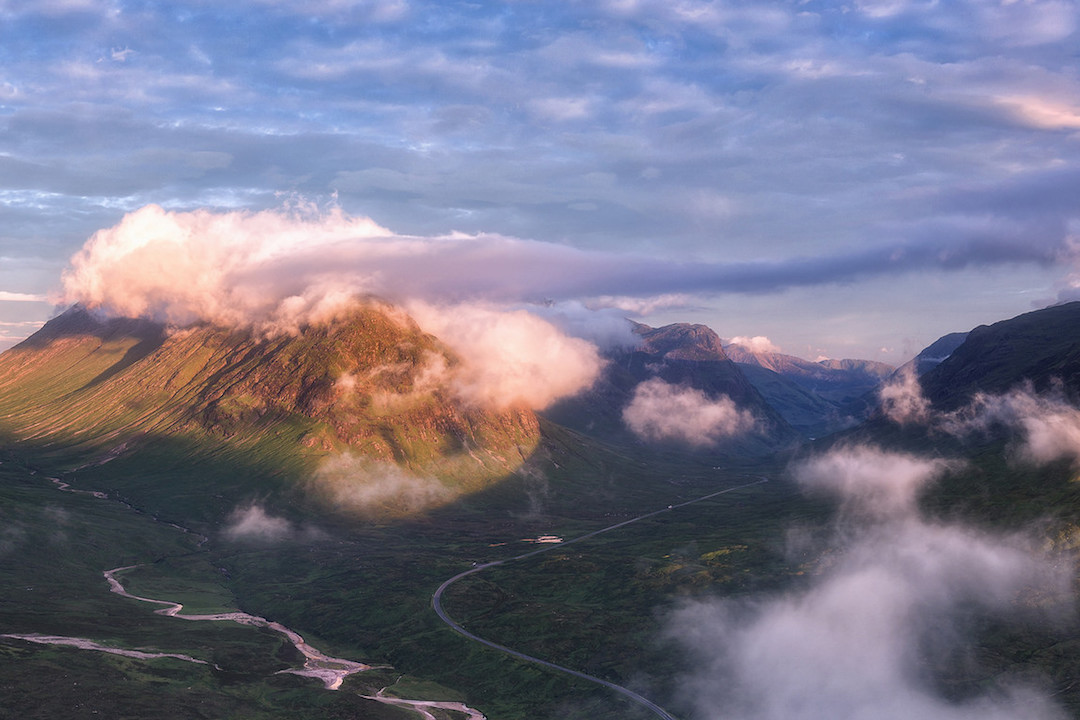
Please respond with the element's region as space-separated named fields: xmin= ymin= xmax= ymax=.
xmin=10 ymin=470 xmax=488 ymax=719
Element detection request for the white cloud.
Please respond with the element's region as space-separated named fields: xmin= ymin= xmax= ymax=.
xmin=727 ymin=335 xmax=780 ymax=354
xmin=622 ymin=378 xmax=758 ymax=446
xmin=792 ymin=446 xmax=953 ymax=518
xmin=312 ymin=454 xmax=454 ymax=517
xmin=944 ymin=386 xmax=1080 ymax=466
xmin=407 ymin=302 xmax=603 ymax=411
xmin=223 ymin=504 xmax=293 ymax=542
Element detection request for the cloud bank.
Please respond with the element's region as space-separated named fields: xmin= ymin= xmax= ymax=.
xmin=668 ymin=446 xmax=1072 ymax=720
xmin=622 ymin=378 xmax=758 ymax=446
xmin=59 ymin=204 xmax=1080 ymax=332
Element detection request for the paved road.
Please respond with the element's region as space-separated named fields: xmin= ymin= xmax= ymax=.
xmin=432 ymin=477 xmax=769 ymax=720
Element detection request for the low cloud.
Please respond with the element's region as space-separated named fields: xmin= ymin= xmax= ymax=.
xmin=943 ymin=386 xmax=1080 ymax=466
xmin=668 ymin=446 xmax=1073 ymax=720
xmin=406 ymin=301 xmax=603 ymax=411
xmin=792 ymin=445 xmax=953 ymax=519
xmin=223 ymin=504 xmax=294 ymax=542
xmin=622 ymin=378 xmax=758 ymax=446
xmin=60 ymin=204 xmax=1079 ymax=336
xmin=312 ymin=453 xmax=455 ymax=517
xmin=727 ymin=335 xmax=781 ymax=354
xmin=527 ymin=300 xmax=638 ymax=350
xmin=879 ymin=367 xmax=932 ymax=425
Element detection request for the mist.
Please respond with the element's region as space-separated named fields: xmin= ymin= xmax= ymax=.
xmin=879 ymin=367 xmax=932 ymax=426
xmin=942 ymin=386 xmax=1080 ymax=466
xmin=311 ymin=453 xmax=455 ymax=518
xmin=667 ymin=446 xmax=1073 ymax=720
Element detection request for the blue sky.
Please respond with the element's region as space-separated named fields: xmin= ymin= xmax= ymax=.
xmin=2 ymin=0 xmax=1079 ymax=362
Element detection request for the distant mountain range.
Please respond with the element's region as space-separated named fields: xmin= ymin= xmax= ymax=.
xmin=722 ymin=343 xmax=894 ymax=438
xmin=542 ymin=321 xmax=801 ymax=454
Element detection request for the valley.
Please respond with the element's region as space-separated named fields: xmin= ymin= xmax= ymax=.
xmin=2 ymin=301 xmax=1080 ymax=719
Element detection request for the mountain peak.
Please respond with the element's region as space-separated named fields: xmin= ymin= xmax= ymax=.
xmin=633 ymin=322 xmax=728 ymax=362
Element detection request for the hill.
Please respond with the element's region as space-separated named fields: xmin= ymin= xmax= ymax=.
xmin=0 ymin=303 xmax=802 ymax=720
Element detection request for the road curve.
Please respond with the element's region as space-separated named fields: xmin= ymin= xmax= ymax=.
xmin=432 ymin=478 xmax=769 ymax=720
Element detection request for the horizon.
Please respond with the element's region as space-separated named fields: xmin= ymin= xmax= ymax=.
xmin=2 ymin=1 xmax=1080 ymax=363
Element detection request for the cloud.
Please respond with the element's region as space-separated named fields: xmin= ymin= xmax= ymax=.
xmin=222 ymin=504 xmax=293 ymax=542
xmin=311 ymin=453 xmax=455 ymax=518
xmin=879 ymin=367 xmax=932 ymax=425
xmin=59 ymin=204 xmax=1080 ymax=331
xmin=622 ymin=378 xmax=758 ymax=446
xmin=0 ymin=291 xmax=47 ymax=302
xmin=943 ymin=387 xmax=1080 ymax=466
xmin=727 ymin=335 xmax=780 ymax=354
xmin=58 ymin=204 xmax=607 ymax=410
xmin=406 ymin=302 xmax=604 ymax=411
xmin=791 ymin=446 xmax=952 ymax=519
xmin=667 ymin=446 xmax=1072 ymax=720
xmin=526 ymin=300 xmax=638 ymax=350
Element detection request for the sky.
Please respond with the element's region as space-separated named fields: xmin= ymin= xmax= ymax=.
xmin=2 ymin=0 xmax=1080 ymax=362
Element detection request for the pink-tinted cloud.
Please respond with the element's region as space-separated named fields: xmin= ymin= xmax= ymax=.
xmin=622 ymin=378 xmax=758 ymax=446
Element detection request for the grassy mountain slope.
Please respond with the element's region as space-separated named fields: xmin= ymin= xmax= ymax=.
xmin=0 ymin=304 xmax=539 ymax=515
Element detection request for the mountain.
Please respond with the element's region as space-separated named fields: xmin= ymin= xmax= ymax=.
xmin=721 ymin=343 xmax=894 ymax=437
xmin=732 ymin=363 xmax=854 ymax=438
xmin=723 ymin=343 xmax=894 ymax=404
xmin=893 ymin=331 xmax=969 ymax=378
xmin=920 ymin=301 xmax=1080 ymax=410
xmin=543 ymin=322 xmax=798 ymax=453
xmin=0 ymin=303 xmax=540 ymax=515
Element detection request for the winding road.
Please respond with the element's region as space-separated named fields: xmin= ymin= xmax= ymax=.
xmin=432 ymin=477 xmax=769 ymax=720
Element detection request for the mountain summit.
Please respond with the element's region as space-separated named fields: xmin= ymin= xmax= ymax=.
xmin=0 ymin=303 xmax=541 ymax=515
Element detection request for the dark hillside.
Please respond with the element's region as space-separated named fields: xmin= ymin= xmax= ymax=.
xmin=921 ymin=301 xmax=1080 ymax=410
